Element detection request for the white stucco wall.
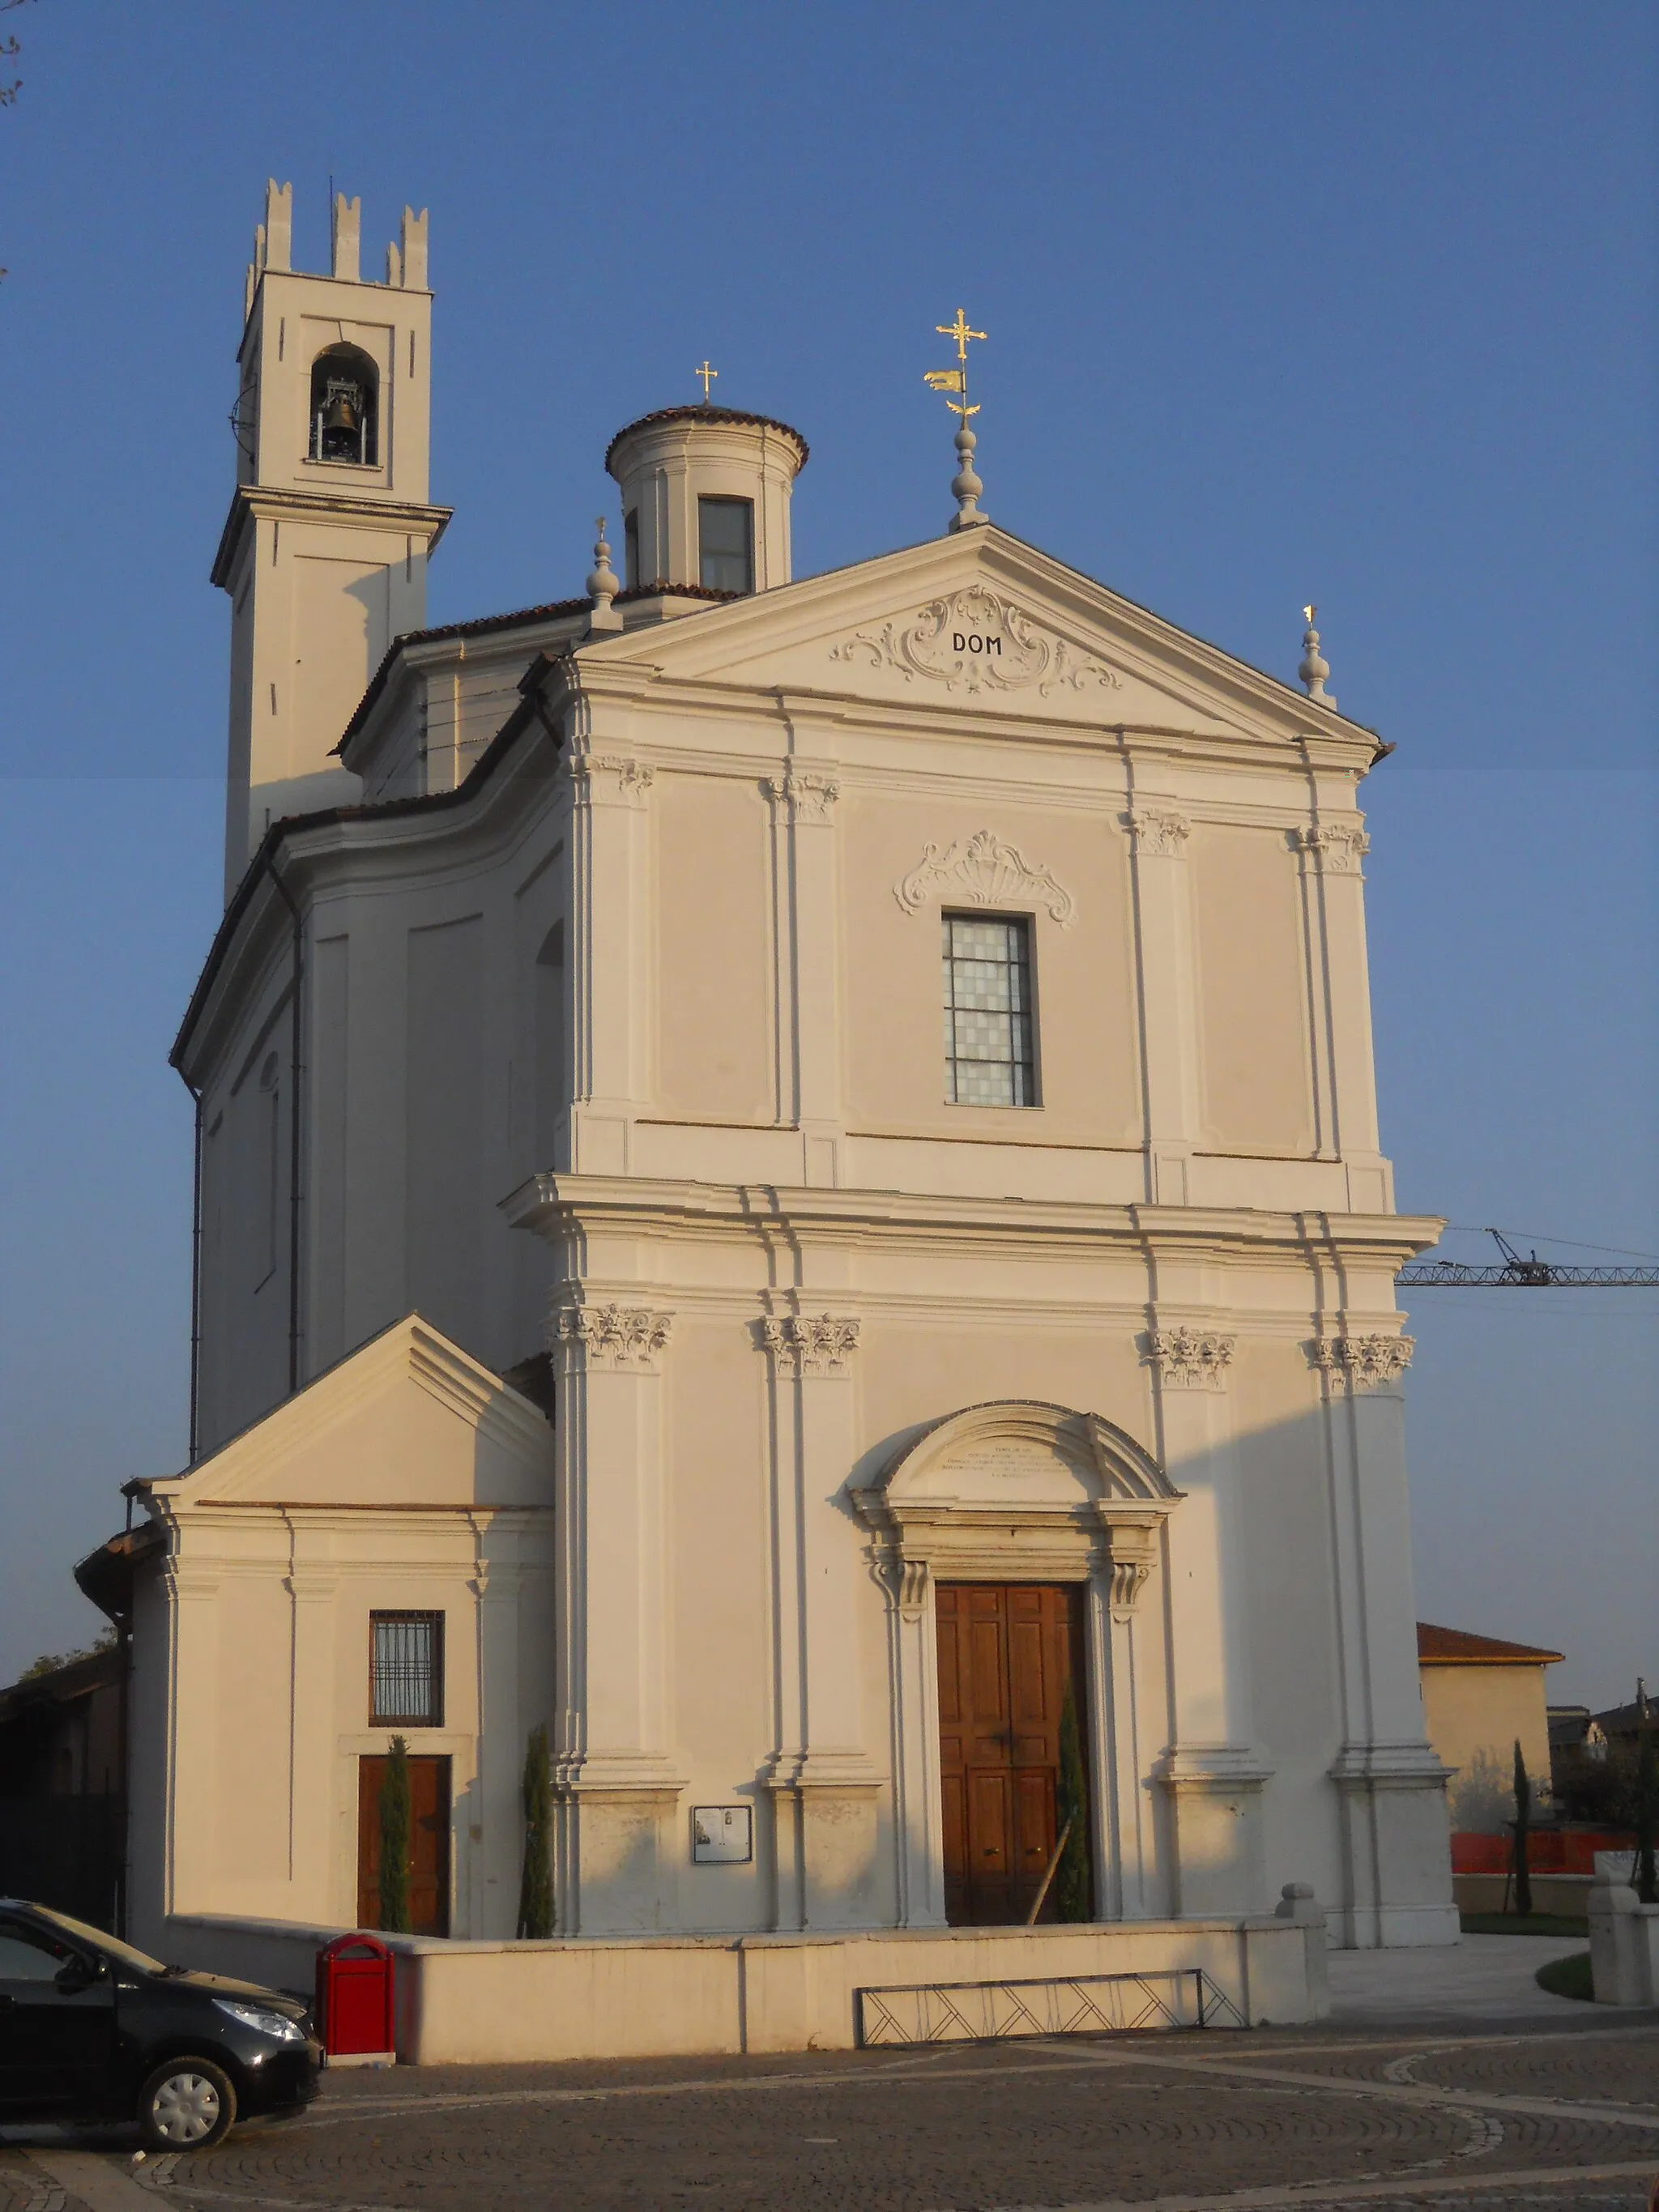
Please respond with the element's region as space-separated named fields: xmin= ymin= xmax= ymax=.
xmin=162 ymin=510 xmax=1453 ymax=1950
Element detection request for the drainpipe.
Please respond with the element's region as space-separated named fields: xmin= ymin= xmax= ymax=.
xmin=265 ymin=858 xmax=305 ymax=1396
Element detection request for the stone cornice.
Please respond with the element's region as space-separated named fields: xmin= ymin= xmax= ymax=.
xmin=505 ymin=1171 xmax=1444 ymax=1273
xmin=211 ymin=483 xmax=453 ymax=590
xmin=568 ymin=663 xmax=1371 ymax=783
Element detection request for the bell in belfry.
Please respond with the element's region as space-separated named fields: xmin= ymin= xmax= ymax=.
xmin=323 ymin=381 xmax=360 ymax=435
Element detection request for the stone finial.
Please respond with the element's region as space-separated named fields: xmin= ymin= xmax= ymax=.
xmin=587 ymin=517 xmax=623 ymax=633
xmin=949 ymin=423 xmax=987 ymax=531
xmin=1299 ymin=604 xmax=1335 ymax=706
xmin=331 ymin=192 xmax=361 ymax=283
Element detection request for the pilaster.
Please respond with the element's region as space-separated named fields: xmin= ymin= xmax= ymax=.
xmin=759 ymin=1307 xmax=882 ymax=1929
xmin=1312 ymin=1329 xmax=1456 ymax=1946
xmin=1293 ymin=818 xmax=1391 ymax=1210
xmin=548 ymin=1294 xmax=683 ymax=1933
xmin=1145 ymin=1321 xmax=1270 ymax=1916
xmin=876 ymin=1558 xmax=948 ymax=1929
xmin=566 ymin=733 xmax=654 ymax=1178
xmin=283 ymin=1554 xmax=339 ymax=1910
xmin=766 ymin=699 xmax=845 ymax=1187
xmin=1125 ymin=804 xmax=1201 ymax=1204
xmin=1090 ymin=1519 xmax=1161 ymax=1922
xmin=163 ymin=1557 xmax=222 ymax=1916
xmin=468 ymin=1538 xmax=522 ymax=1941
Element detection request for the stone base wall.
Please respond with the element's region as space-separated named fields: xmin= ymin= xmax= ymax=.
xmin=161 ymin=1912 xmax=1325 ymax=2063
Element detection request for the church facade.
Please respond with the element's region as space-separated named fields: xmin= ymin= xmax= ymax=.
xmin=118 ymin=185 xmax=1456 ymax=1957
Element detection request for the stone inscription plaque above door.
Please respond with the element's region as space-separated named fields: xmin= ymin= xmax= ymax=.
xmin=830 ymin=586 xmax=1122 ymax=698
xmin=950 ymin=1440 xmax=1070 ymax=1481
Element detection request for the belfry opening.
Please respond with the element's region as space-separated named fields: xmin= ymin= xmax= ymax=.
xmin=309 ymin=343 xmax=378 ymax=467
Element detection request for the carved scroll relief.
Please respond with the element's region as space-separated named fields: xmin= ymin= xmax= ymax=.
xmin=893 ymin=829 xmax=1077 ymax=927
xmin=830 ymin=586 xmax=1121 ymax=699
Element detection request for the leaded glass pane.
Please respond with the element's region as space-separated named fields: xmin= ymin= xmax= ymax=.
xmin=942 ymin=914 xmax=1036 ymax=1106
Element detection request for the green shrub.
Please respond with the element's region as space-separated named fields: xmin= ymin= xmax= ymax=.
xmin=1055 ymin=1684 xmax=1091 ymax=1922
xmin=517 ymin=1723 xmax=556 ymax=1939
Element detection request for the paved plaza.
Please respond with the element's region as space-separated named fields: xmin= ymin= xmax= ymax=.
xmin=2 ymin=1946 xmax=1655 ymax=2212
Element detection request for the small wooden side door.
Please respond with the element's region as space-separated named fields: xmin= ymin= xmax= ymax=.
xmin=356 ymin=1755 xmax=451 ymax=1937
xmin=936 ymin=1583 xmax=1089 ymax=1925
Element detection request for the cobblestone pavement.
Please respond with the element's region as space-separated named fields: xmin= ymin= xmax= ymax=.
xmin=1 ymin=2018 xmax=1655 ymax=2211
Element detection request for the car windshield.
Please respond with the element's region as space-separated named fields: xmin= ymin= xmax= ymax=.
xmin=28 ymin=1905 xmax=168 ymax=1976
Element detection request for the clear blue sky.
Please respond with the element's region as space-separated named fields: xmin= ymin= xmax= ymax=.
xmin=2 ymin=2 xmax=1654 ymax=1703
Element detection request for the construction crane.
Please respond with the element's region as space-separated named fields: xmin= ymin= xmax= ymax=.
xmin=1398 ymin=1228 xmax=1659 ymax=1289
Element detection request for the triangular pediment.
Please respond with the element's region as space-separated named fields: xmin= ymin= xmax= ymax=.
xmin=144 ymin=1315 xmax=552 ymax=1512
xmin=584 ymin=525 xmax=1371 ymax=753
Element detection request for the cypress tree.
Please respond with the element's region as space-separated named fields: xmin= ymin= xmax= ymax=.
xmin=1510 ymin=1739 xmax=1532 ymax=1920
xmin=1054 ymin=1683 xmax=1091 ymax=1923
xmin=517 ymin=1722 xmax=556 ymax=1939
xmin=377 ymin=1735 xmax=412 ymax=1934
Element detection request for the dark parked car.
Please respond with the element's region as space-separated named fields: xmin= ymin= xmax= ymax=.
xmin=0 ymin=1899 xmax=321 ymax=2148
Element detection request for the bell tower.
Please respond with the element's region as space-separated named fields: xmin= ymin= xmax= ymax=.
xmin=213 ymin=181 xmax=451 ymax=897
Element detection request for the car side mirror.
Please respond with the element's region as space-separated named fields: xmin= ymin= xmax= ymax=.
xmin=54 ymin=1954 xmax=102 ymax=1993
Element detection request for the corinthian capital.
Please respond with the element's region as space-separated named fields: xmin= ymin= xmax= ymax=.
xmin=1311 ymin=1333 xmax=1414 ymax=1389
xmin=1148 ymin=1326 xmax=1235 ymax=1391
xmin=553 ymin=1302 xmax=674 ymax=1370
xmin=760 ymin=1312 xmax=861 ymax=1375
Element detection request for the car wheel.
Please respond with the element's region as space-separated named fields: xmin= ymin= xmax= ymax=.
xmin=137 ymin=2057 xmax=237 ymax=2150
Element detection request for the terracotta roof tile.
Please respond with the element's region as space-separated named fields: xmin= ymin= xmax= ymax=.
xmin=1417 ymin=1621 xmax=1565 ymax=1666
xmin=604 ymin=404 xmax=808 ymax=475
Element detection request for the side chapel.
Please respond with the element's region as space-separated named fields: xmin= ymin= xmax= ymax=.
xmin=106 ymin=185 xmax=1456 ymax=1953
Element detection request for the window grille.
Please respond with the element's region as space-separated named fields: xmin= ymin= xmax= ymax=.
xmin=943 ymin=914 xmax=1037 ymax=1107
xmin=697 ymin=497 xmax=753 ymax=593
xmin=370 ymin=1613 xmax=444 ymax=1728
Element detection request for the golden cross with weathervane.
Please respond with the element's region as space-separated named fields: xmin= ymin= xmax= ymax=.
xmin=696 ymin=360 xmax=719 ymax=400
xmin=924 ymin=308 xmax=986 ymax=417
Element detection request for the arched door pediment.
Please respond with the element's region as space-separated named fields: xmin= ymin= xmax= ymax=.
xmin=853 ymin=1400 xmax=1181 ymax=1609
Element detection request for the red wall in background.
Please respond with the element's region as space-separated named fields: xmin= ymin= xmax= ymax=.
xmin=1451 ymin=1827 xmax=1634 ymax=1875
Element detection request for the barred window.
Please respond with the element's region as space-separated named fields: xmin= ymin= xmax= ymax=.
xmin=369 ymin=1613 xmax=444 ymax=1728
xmin=943 ymin=914 xmax=1037 ymax=1107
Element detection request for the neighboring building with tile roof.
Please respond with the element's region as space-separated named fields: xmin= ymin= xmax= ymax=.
xmin=1418 ymin=1622 xmax=1563 ymax=1823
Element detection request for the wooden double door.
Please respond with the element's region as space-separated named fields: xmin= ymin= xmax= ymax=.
xmin=356 ymin=1755 xmax=451 ymax=1936
xmin=936 ymin=1582 xmax=1091 ymax=1926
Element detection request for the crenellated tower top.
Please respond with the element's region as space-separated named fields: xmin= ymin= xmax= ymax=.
xmin=216 ymin=181 xmax=450 ymax=897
